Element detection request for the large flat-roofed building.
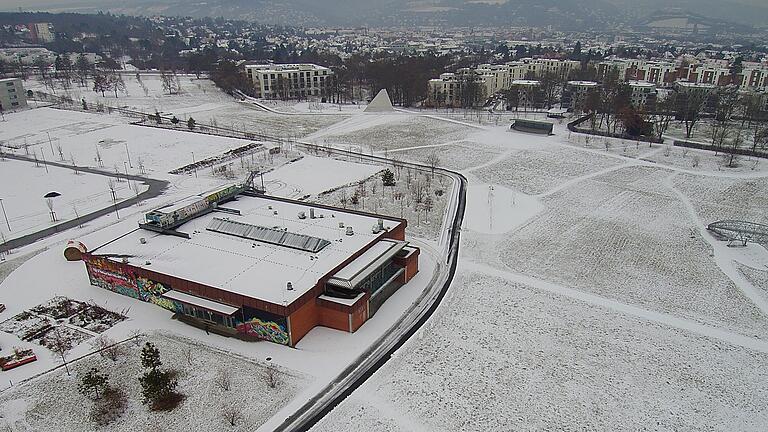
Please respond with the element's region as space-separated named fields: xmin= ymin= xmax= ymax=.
xmin=244 ymin=63 xmax=333 ymax=99
xmin=0 ymin=78 xmax=27 ymax=111
xmin=81 ymin=192 xmax=419 ymax=346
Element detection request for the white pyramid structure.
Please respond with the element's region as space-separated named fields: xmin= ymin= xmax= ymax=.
xmin=364 ymin=89 xmax=395 ymax=112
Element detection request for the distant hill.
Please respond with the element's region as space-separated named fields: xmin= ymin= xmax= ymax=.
xmin=4 ymin=0 xmax=767 ymax=29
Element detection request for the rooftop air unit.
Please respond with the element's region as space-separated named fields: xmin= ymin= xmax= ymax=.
xmin=310 ymin=208 xmax=315 ymax=219
xmin=298 ymin=211 xmax=306 ymax=219
xmin=287 ymin=281 xmax=293 ymax=291
xmin=345 ymin=226 xmax=354 ymax=236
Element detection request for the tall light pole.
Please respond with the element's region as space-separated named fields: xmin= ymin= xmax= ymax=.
xmin=0 ymin=198 xmax=10 ymax=231
xmin=125 ymin=142 xmax=132 ymax=168
xmin=191 ymin=152 xmax=197 ymax=178
xmin=46 ymin=132 xmax=54 ymax=158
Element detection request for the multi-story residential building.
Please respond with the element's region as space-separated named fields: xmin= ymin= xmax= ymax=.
xmin=427 ymin=59 xmax=579 ymax=107
xmin=0 ymin=78 xmax=27 ymax=112
xmin=244 ymin=63 xmax=333 ymax=100
xmin=427 ymin=68 xmax=494 ymax=107
xmin=598 ymin=57 xmax=768 ymax=91
xmin=628 ymin=81 xmax=657 ymax=111
xmin=563 ymin=81 xmax=599 ymax=112
xmin=27 ymin=23 xmax=54 ymax=43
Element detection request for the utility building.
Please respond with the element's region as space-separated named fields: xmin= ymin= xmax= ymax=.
xmin=81 ymin=190 xmax=419 ymax=346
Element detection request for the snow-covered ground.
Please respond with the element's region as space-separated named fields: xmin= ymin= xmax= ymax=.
xmin=0 ymin=158 xmax=142 ymax=241
xmin=309 ymin=111 xmax=768 ymax=431
xmin=6 ymin=77 xmax=768 ymax=431
xmin=0 ymin=333 xmax=306 ymax=431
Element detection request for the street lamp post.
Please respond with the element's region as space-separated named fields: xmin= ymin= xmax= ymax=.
xmin=125 ymin=142 xmax=132 ymax=168
xmin=0 ymin=198 xmax=10 ymax=231
xmin=191 ymin=152 xmax=197 ymax=178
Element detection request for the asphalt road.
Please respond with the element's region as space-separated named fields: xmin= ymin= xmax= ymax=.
xmin=0 ymin=153 xmax=169 ymax=252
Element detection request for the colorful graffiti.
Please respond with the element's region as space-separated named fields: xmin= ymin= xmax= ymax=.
xmin=85 ymin=258 xmax=183 ymax=312
xmin=236 ymin=318 xmax=289 ymax=345
xmin=85 ymin=257 xmax=139 ymax=297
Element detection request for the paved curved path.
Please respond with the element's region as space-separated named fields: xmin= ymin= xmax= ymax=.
xmin=0 ymin=153 xmax=169 ymax=252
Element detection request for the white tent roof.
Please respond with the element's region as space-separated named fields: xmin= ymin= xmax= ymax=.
xmin=364 ymin=89 xmax=395 ymax=112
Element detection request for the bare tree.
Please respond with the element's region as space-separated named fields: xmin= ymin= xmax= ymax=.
xmin=181 ymin=346 xmax=194 ymax=366
xmin=48 ymin=326 xmax=73 ymax=375
xmin=128 ymin=329 xmax=144 ymax=347
xmin=214 ymin=368 xmax=232 ymax=391
xmin=425 ymin=151 xmax=440 ymax=177
xmin=221 ymin=403 xmax=244 ymax=426
xmin=264 ymin=363 xmax=279 ymax=389
xmin=676 ymin=90 xmax=709 ymax=139
xmin=91 ymin=335 xmax=122 ymax=361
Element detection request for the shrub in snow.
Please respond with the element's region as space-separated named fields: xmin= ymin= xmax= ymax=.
xmin=138 ymin=342 xmax=183 ymax=411
xmin=78 ymin=367 xmax=108 ymax=400
xmin=381 ymin=169 xmax=396 ymax=187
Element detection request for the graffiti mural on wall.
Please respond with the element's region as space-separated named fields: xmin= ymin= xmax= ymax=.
xmin=85 ymin=257 xmax=138 ymax=296
xmin=85 ymin=257 xmax=183 ymax=313
xmin=136 ymin=277 xmax=183 ymax=313
xmin=235 ymin=306 xmax=289 ymax=345
xmin=236 ymin=318 xmax=290 ymax=345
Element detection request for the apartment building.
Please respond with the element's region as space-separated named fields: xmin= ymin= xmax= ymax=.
xmin=0 ymin=78 xmax=27 ymax=112
xmin=562 ymin=81 xmax=599 ymax=112
xmin=27 ymin=23 xmax=54 ymax=43
xmin=244 ymin=63 xmax=333 ymax=99
xmin=598 ymin=58 xmax=768 ymax=91
xmin=427 ymin=58 xmax=579 ymax=107
xmin=628 ymin=81 xmax=657 ymax=111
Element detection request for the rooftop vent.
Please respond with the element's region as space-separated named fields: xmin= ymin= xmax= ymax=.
xmin=287 ymin=282 xmax=293 ymax=291
xmin=139 ymin=237 xmax=147 ymax=244
xmin=345 ymin=226 xmax=354 ymax=236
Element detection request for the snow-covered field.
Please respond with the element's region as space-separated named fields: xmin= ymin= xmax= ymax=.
xmin=472 ymin=144 xmax=623 ymax=195
xmin=0 ymin=158 xmax=141 ymax=241
xmin=310 ymin=116 xmax=768 ymax=431
xmin=7 ymin=76 xmax=768 ymax=431
xmin=0 ymin=333 xmax=305 ymax=431
xmin=312 ymin=271 xmax=768 ymax=432
xmin=316 ymin=115 xmax=478 ymax=152
xmin=29 ymin=73 xmax=230 ymax=115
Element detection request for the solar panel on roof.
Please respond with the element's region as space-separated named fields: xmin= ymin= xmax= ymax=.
xmin=206 ymin=218 xmax=331 ymax=253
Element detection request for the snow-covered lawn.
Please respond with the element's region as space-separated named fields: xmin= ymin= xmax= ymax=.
xmin=471 ymin=144 xmax=623 ymax=195
xmin=0 ymin=333 xmax=305 ymax=432
xmin=390 ymin=140 xmax=502 ymax=171
xmin=319 ymin=115 xmax=476 ymax=152
xmin=28 ymin=73 xmax=231 ymax=115
xmin=0 ymin=158 xmax=141 ymax=241
xmin=185 ymin=102 xmax=351 ymax=139
xmin=645 ymin=145 xmax=766 ymax=172
xmin=673 ymin=174 xmax=768 ymax=226
xmin=312 ymin=271 xmax=768 ymax=432
xmin=491 ymin=165 xmax=768 ymax=337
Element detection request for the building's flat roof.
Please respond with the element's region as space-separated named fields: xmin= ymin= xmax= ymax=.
xmin=628 ymin=80 xmax=656 ymax=87
xmin=567 ymin=81 xmax=598 ymax=86
xmin=92 ymin=195 xmax=401 ymax=306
